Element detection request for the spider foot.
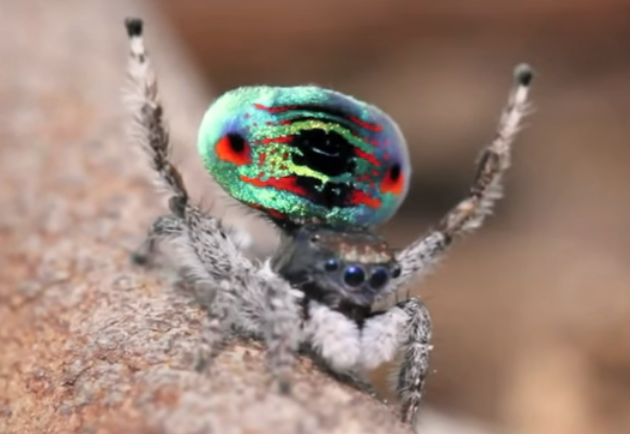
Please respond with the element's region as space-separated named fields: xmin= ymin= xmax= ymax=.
xmin=129 ymin=245 xmax=155 ymax=267
xmin=400 ymin=398 xmax=421 ymax=427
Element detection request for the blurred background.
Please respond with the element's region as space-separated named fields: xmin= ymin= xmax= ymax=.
xmin=155 ymin=1 xmax=630 ymax=433
xmin=3 ymin=1 xmax=629 ymax=433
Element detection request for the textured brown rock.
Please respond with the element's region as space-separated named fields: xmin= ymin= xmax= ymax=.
xmin=0 ymin=1 xmax=414 ymax=433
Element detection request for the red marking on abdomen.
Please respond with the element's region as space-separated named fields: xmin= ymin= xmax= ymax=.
xmin=215 ymin=135 xmax=251 ymax=166
xmin=254 ymin=103 xmax=297 ymax=113
xmin=246 ymin=201 xmax=286 ymax=220
xmin=260 ymin=136 xmax=293 ymax=144
xmin=258 ymin=153 xmax=267 ymax=167
xmin=354 ymin=148 xmax=381 ymax=167
xmin=351 ymin=130 xmax=380 ymax=147
xmin=240 ymin=175 xmax=306 ymax=196
xmin=380 ymin=166 xmax=405 ymax=195
xmin=348 ymin=115 xmax=383 ymax=132
xmin=348 ymin=190 xmax=381 ymax=208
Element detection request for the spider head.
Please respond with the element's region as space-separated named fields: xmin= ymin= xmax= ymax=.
xmin=272 ymin=225 xmax=401 ymax=308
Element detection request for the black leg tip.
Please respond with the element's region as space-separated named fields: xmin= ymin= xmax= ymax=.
xmin=124 ymin=17 xmax=143 ymax=38
xmin=514 ymin=63 xmax=534 ymax=87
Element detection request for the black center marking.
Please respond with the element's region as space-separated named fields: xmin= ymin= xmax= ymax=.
xmin=291 ymin=129 xmax=356 ymax=177
xmin=295 ymin=177 xmax=352 ymax=209
xmin=227 ymin=133 xmax=246 ymax=153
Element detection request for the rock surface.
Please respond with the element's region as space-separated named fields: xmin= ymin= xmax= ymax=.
xmin=0 ymin=1 xmax=415 ymax=433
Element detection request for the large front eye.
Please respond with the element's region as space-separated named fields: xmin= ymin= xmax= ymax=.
xmin=343 ymin=265 xmax=365 ymax=287
xmin=369 ymin=268 xmax=389 ymax=289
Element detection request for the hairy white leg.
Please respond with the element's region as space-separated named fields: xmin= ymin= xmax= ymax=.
xmin=380 ymin=64 xmax=534 ymax=299
xmin=303 ymin=300 xmax=362 ymax=372
xmin=301 ymin=301 xmax=378 ymax=395
xmin=123 ymin=17 xmax=302 ymax=393
xmin=359 ymin=306 xmax=409 ymax=371
xmin=304 ymin=297 xmax=432 ymax=426
xmin=131 ymin=214 xmax=185 ymax=266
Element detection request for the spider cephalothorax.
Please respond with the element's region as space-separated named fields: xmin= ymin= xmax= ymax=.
xmin=272 ymin=225 xmax=400 ymax=316
xmin=123 ymin=17 xmax=534 ymax=427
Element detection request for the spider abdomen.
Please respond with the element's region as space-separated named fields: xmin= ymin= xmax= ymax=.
xmin=198 ymin=86 xmax=411 ymax=228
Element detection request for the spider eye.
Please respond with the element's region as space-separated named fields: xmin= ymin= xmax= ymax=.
xmin=343 ymin=265 xmax=365 ymax=287
xmin=369 ymin=268 xmax=389 ymax=289
xmin=391 ymin=264 xmax=401 ymax=279
xmin=324 ymin=258 xmax=339 ymax=272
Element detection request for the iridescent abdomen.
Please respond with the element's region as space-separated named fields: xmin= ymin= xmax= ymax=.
xmin=198 ymin=86 xmax=411 ymax=228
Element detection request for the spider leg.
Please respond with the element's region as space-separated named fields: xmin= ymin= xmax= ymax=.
xmin=125 ymin=16 xmax=188 ymax=264
xmin=123 ymin=17 xmax=302 ymax=393
xmin=303 ymin=301 xmax=381 ymax=392
xmin=360 ymin=298 xmax=432 ymax=426
xmin=130 ymin=214 xmax=184 ymax=266
xmin=124 ymin=18 xmax=188 ymax=212
xmin=381 ymin=64 xmax=534 ymax=299
xmin=178 ymin=207 xmax=302 ymax=392
xmin=303 ymin=300 xmax=362 ymax=372
xmin=304 ymin=297 xmax=431 ymax=424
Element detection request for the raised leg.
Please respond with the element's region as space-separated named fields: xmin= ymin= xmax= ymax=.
xmin=380 ymin=65 xmax=534 ymax=299
xmin=124 ymin=18 xmax=188 ymax=210
xmin=123 ymin=17 xmax=302 ymax=393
